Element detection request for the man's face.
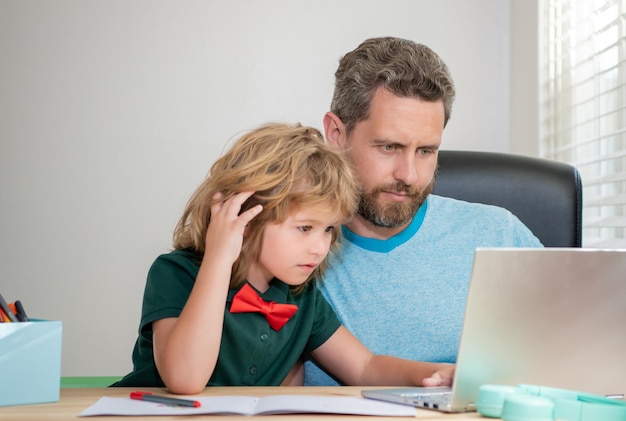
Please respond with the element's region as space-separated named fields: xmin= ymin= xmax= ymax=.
xmin=339 ymin=88 xmax=445 ymax=230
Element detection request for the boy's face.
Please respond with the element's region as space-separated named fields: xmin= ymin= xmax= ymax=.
xmin=247 ymin=205 xmax=341 ymax=289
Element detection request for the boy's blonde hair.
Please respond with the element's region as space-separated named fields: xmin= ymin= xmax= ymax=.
xmin=173 ymin=123 xmax=360 ymax=291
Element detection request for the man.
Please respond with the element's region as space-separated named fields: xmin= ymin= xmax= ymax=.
xmin=304 ymin=37 xmax=541 ymax=385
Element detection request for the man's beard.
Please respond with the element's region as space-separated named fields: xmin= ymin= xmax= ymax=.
xmin=358 ymin=179 xmax=434 ymax=228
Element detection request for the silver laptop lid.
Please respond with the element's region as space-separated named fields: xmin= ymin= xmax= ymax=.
xmin=450 ymin=248 xmax=626 ymax=412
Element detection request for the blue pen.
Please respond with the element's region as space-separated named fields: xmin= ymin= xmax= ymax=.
xmin=14 ymin=300 xmax=29 ymax=322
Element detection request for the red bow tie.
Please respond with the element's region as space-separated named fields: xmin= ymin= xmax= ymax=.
xmin=230 ymin=283 xmax=298 ymax=331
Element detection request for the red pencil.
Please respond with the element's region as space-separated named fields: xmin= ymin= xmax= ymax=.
xmin=130 ymin=391 xmax=201 ymax=408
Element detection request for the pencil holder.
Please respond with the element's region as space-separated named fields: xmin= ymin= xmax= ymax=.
xmin=0 ymin=319 xmax=62 ymax=406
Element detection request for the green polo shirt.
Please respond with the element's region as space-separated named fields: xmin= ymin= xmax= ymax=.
xmin=113 ymin=249 xmax=341 ymax=387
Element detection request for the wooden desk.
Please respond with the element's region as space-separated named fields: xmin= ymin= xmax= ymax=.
xmin=0 ymin=387 xmax=483 ymax=420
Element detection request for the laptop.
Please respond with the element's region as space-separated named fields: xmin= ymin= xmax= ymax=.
xmin=362 ymin=248 xmax=626 ymax=413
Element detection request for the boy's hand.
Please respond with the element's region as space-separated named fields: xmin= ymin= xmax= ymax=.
xmin=422 ymin=363 xmax=455 ymax=387
xmin=205 ymin=191 xmax=262 ymax=265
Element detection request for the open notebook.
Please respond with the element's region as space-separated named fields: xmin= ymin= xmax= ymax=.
xmin=362 ymin=248 xmax=626 ymax=413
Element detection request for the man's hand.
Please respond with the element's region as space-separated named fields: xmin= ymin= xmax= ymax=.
xmin=422 ymin=363 xmax=454 ymax=387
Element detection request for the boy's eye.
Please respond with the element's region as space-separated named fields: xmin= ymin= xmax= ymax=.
xmin=325 ymin=226 xmax=336 ymax=233
xmin=298 ymin=226 xmax=312 ymax=232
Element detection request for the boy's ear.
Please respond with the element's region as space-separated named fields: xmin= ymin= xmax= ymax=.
xmin=323 ymin=112 xmax=346 ymax=148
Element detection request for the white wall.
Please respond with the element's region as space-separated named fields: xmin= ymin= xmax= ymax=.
xmin=0 ymin=0 xmax=535 ymax=376
xmin=510 ymin=0 xmax=540 ymax=156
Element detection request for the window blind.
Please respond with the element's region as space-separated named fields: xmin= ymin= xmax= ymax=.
xmin=539 ymin=0 xmax=626 ymax=248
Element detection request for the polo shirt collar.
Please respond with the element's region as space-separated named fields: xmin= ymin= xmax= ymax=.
xmin=227 ymin=278 xmax=291 ymax=303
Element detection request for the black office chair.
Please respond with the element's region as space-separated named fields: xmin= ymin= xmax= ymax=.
xmin=433 ymin=150 xmax=583 ymax=247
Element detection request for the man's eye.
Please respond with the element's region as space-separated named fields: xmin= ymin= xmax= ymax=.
xmin=383 ymin=144 xmax=396 ymax=151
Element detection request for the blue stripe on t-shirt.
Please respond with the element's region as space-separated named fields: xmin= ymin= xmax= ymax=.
xmin=341 ymin=197 xmax=428 ymax=253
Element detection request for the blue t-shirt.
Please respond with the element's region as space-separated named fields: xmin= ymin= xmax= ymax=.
xmin=304 ymin=195 xmax=542 ymax=385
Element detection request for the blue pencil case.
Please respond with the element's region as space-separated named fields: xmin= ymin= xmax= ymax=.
xmin=0 ymin=319 xmax=63 ymax=406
